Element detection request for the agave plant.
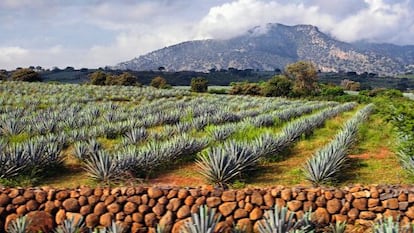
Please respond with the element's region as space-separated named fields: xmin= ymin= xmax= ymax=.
xmin=196 ymin=147 xmax=240 ymax=187
xmin=180 ymin=205 xmax=222 ymax=233
xmin=330 ymin=221 xmax=346 ymax=233
xmin=303 ymin=104 xmax=374 ymax=185
xmin=155 ymin=223 xmax=171 ymax=233
xmin=84 ymin=151 xmax=119 ymax=184
xmin=397 ymin=134 xmax=414 ymax=176
xmin=207 ymin=124 xmax=237 ymax=141
xmin=258 ymin=205 xmax=314 ymax=233
xmin=90 ymin=221 xmax=124 ymax=233
xmin=7 ymin=215 xmax=31 ymax=233
xmin=372 ymin=217 xmax=412 ymax=233
xmin=0 ymin=118 xmax=24 ymax=136
xmin=122 ymin=127 xmax=147 ymax=145
xmin=196 ymin=141 xmax=258 ymax=187
xmin=54 ymin=216 xmax=86 ymax=233
xmin=0 ymin=144 xmax=29 ymax=179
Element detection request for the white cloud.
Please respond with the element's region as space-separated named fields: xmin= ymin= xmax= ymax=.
xmin=0 ymin=47 xmax=28 ymax=68
xmin=196 ymin=0 xmax=335 ymax=39
xmin=331 ymin=0 xmax=413 ymax=43
xmin=196 ymin=0 xmax=414 ymax=45
xmin=0 ymin=0 xmax=413 ymax=70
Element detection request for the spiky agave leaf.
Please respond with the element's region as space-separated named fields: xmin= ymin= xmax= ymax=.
xmin=224 ymin=140 xmax=259 ymax=173
xmin=0 ymin=144 xmax=30 ymax=179
xmin=84 ymin=151 xmax=119 ymax=184
xmin=303 ymin=142 xmax=348 ymax=185
xmin=196 ymin=147 xmax=240 ymax=187
xmin=7 ymin=215 xmax=31 ymax=233
xmin=73 ymin=141 xmax=89 ymax=161
xmin=207 ymin=124 xmax=237 ymax=142
xmin=0 ymin=118 xmax=24 ymax=136
xmin=104 ymin=221 xmax=125 ymax=233
xmin=258 ymin=205 xmax=295 ymax=233
xmin=180 ymin=205 xmax=222 ymax=233
xmin=330 ymin=221 xmax=347 ymax=233
xmin=54 ymin=216 xmax=86 ymax=233
xmin=258 ymin=205 xmax=314 ymax=233
xmin=372 ymin=217 xmax=412 ymax=233
xmin=303 ymin=104 xmax=373 ymax=185
xmin=122 ymin=127 xmax=147 ymax=145
xmin=156 ymin=223 xmax=171 ymax=233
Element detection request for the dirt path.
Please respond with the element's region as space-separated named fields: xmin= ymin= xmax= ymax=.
xmin=346 ymin=147 xmax=409 ymax=185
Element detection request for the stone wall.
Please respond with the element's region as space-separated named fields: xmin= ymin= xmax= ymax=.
xmin=1 ymin=185 xmax=414 ymax=232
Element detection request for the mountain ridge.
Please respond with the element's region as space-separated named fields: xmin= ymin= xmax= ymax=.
xmin=114 ymin=23 xmax=414 ymax=75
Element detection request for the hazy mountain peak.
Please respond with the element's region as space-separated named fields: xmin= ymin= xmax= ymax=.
xmin=114 ymin=23 xmax=414 ymax=75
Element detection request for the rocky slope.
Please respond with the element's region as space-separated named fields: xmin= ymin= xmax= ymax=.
xmin=115 ymin=23 xmax=414 ymax=75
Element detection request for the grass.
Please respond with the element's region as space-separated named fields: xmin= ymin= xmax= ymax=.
xmin=343 ymin=113 xmax=412 ymax=185
xmin=245 ymin=108 xmax=359 ymax=187
xmin=40 ymin=148 xmax=95 ymax=188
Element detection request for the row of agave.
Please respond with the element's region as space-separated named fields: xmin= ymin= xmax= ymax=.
xmin=0 ymin=89 xmax=310 ymax=143
xmin=0 ymin=134 xmax=64 ymax=179
xmin=207 ymin=102 xmax=338 ymax=142
xmin=303 ymin=104 xmax=375 ymax=185
xmin=196 ymin=103 xmax=357 ymax=187
xmin=0 ymin=81 xmax=191 ymax=104
xmin=74 ymin=134 xmax=209 ymax=183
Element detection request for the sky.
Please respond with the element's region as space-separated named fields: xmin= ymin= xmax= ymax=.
xmin=0 ymin=0 xmax=413 ymax=70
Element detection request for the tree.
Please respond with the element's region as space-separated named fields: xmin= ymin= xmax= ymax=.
xmin=11 ymin=68 xmax=41 ymax=82
xmin=340 ymin=79 xmax=360 ymax=91
xmin=115 ymin=72 xmax=139 ymax=86
xmin=261 ymin=75 xmax=293 ymax=97
xmin=89 ymin=70 xmax=107 ymax=85
xmin=320 ymin=84 xmax=345 ymax=97
xmin=285 ymin=61 xmax=318 ymax=96
xmin=191 ymin=77 xmax=208 ymax=92
xmin=150 ymin=76 xmax=168 ymax=89
xmin=0 ymin=70 xmax=8 ymax=80
xmin=229 ymin=82 xmax=262 ymax=96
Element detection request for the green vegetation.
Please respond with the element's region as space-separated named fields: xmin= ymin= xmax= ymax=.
xmin=285 ymin=61 xmax=319 ymax=96
xmin=89 ymin=70 xmax=141 ymax=86
xmin=150 ymin=76 xmax=169 ymax=89
xmin=190 ymin=77 xmax=208 ymax=92
xmin=10 ymin=68 xmax=41 ymax=82
xmin=261 ymin=75 xmax=292 ymax=97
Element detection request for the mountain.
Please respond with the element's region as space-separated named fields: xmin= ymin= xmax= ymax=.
xmin=114 ymin=23 xmax=414 ymax=75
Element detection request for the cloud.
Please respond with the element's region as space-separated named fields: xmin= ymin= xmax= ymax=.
xmin=331 ymin=0 xmax=414 ymax=44
xmin=196 ymin=0 xmax=414 ymax=45
xmin=0 ymin=47 xmax=28 ymax=67
xmin=0 ymin=0 xmax=413 ymax=70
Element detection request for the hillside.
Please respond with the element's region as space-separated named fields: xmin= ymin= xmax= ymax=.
xmin=114 ymin=23 xmax=414 ymax=75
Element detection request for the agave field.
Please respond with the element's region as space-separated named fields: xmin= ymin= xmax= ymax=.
xmin=0 ymin=81 xmax=391 ymax=188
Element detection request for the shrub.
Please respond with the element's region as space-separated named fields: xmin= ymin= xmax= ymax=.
xmin=261 ymin=75 xmax=293 ymax=97
xmin=319 ymin=84 xmax=345 ymax=97
xmin=0 ymin=70 xmax=7 ymax=80
xmin=89 ymin=70 xmax=107 ymax=85
xmin=229 ymin=82 xmax=262 ymax=95
xmin=107 ymin=72 xmax=140 ymax=86
xmin=191 ymin=77 xmax=208 ymax=92
xmin=11 ymin=68 xmax=41 ymax=82
xmin=341 ymin=79 xmax=360 ymax=91
xmin=151 ymin=76 xmax=169 ymax=89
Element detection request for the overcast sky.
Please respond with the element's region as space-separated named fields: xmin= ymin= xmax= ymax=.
xmin=1 ymin=0 xmax=413 ymax=70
